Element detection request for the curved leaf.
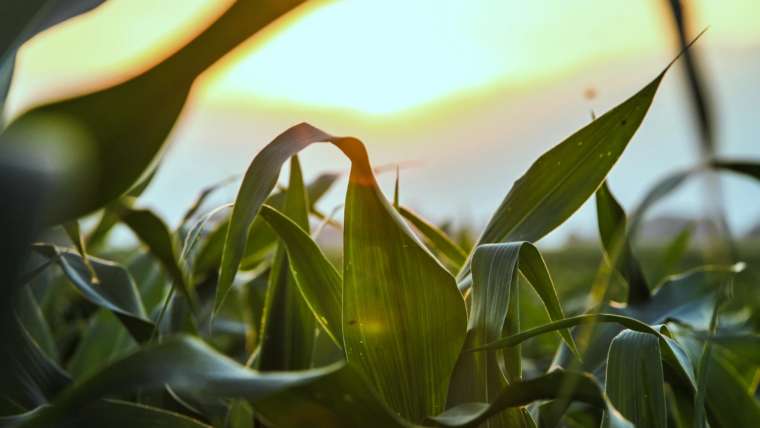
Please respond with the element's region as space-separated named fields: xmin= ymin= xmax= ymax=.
xmin=32 ymin=244 xmax=153 ymax=342
xmin=0 ymin=313 xmax=71 ymax=412
xmin=259 ymin=204 xmax=342 ymax=346
xmin=253 ymin=363 xmax=412 ymax=428
xmin=605 ymin=330 xmax=667 ymax=428
xmin=0 ymin=0 xmax=107 ymax=114
xmin=669 ymin=326 xmax=760 ymax=427
xmin=118 ymin=207 xmax=196 ymax=312
xmin=448 ymin=242 xmax=575 ymax=425
xmin=1 ymin=0 xmax=305 ymax=223
xmin=217 ymin=123 xmax=467 ymax=421
xmin=6 ymin=399 xmax=213 ymax=428
xmin=18 ymin=336 xmax=338 ymax=427
xmin=552 ymin=265 xmax=743 ymax=382
xmin=431 ymin=370 xmax=632 ymax=428
xmin=257 ymin=155 xmax=316 ymax=371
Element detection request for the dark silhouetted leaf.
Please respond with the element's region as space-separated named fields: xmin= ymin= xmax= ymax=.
xmin=595 ymin=181 xmax=650 ymax=303
xmin=1 ymin=0 xmax=305 ymax=223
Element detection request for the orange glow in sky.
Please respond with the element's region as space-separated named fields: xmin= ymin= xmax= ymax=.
xmin=6 ymin=0 xmax=760 ymax=119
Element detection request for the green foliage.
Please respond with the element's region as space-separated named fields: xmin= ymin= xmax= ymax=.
xmin=1 ymin=5 xmax=758 ymax=428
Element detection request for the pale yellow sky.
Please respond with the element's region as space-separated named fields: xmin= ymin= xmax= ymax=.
xmin=5 ymin=0 xmax=758 ymax=244
xmin=6 ymin=0 xmax=760 ymax=120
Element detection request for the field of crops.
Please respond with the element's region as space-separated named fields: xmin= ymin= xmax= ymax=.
xmin=1 ymin=1 xmax=759 ymax=427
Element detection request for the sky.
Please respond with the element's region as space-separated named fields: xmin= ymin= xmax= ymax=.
xmin=5 ymin=0 xmax=760 ymax=246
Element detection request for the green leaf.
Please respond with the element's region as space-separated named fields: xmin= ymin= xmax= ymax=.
xmin=668 ymin=326 xmax=760 ymax=427
xmin=472 ymin=314 xmax=663 ymax=351
xmin=398 ymin=206 xmax=467 ymax=272
xmin=253 ymin=364 xmax=411 ymax=428
xmin=62 ymin=220 xmax=98 ymax=282
xmin=1 ymin=0 xmax=305 ymax=223
xmin=217 ymin=123 xmax=467 ymax=421
xmin=2 ymin=399 xmax=213 ymax=428
xmin=259 ymin=205 xmax=343 ymax=347
xmin=460 ymin=69 xmax=667 ymax=280
xmin=217 ymin=124 xmax=326 ymax=312
xmin=36 ymin=399 xmax=212 ymax=428
xmin=605 ymin=330 xmax=667 ymax=428
xmin=595 ymin=181 xmax=650 ymax=303
xmin=431 ymin=370 xmax=633 ymax=428
xmin=448 ymin=242 xmax=575 ymax=426
xmin=15 ymin=286 xmax=58 ymax=361
xmin=118 ymin=207 xmax=197 ymax=312
xmin=552 ymin=265 xmax=743 ymax=384
xmin=257 ymin=155 xmax=316 ymax=371
xmin=0 ymin=313 xmax=71 ymax=411
xmin=66 ymin=310 xmax=136 ymax=380
xmin=32 ymin=244 xmax=154 ymax=342
xmin=18 ymin=336 xmax=339 ymax=428
xmin=471 ymin=313 xmax=697 ymax=393
xmin=341 ymin=141 xmax=467 ymax=422
xmin=192 ymin=172 xmax=339 ymax=278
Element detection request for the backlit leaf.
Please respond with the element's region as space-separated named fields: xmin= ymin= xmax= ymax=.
xmin=259 ymin=205 xmax=342 ymax=346
xmin=460 ymin=69 xmax=668 ymax=281
xmin=217 ymin=123 xmax=467 ymax=422
xmin=257 ymin=155 xmax=316 ymax=371
xmin=448 ymin=242 xmax=575 ymax=426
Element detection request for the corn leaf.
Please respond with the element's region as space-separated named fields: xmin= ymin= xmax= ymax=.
xmin=553 ymin=265 xmax=743 ymax=379
xmin=460 ymin=70 xmax=667 ymax=281
xmin=66 ymin=310 xmax=135 ymax=380
xmin=448 ymin=242 xmax=575 ymax=426
xmin=15 ymin=286 xmax=58 ymax=361
xmin=605 ymin=330 xmax=667 ymax=428
xmin=398 ymin=206 xmax=467 ymax=271
xmin=595 ymin=181 xmax=650 ymax=303
xmin=432 ymin=370 xmax=633 ymax=428
xmin=259 ymin=204 xmax=342 ymax=346
xmin=32 ymin=244 xmax=153 ymax=342
xmin=668 ymin=326 xmax=760 ymax=427
xmin=217 ymin=123 xmax=467 ymax=422
xmin=341 ymin=140 xmax=466 ymax=422
xmin=16 ymin=336 xmax=340 ymax=428
xmin=257 ymin=155 xmax=316 ymax=371
xmin=1 ymin=0 xmax=305 ymax=223
xmin=0 ymin=313 xmax=71 ymax=412
xmin=253 ymin=363 xmax=412 ymax=428
xmin=118 ymin=207 xmax=196 ymax=312
xmin=36 ymin=399 xmax=212 ymax=428
xmin=0 ymin=0 xmax=107 ymax=115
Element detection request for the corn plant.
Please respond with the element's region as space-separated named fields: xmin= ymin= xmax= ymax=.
xmin=1 ymin=1 xmax=759 ymax=427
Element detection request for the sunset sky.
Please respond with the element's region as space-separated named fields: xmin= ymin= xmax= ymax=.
xmin=5 ymin=0 xmax=760 ymax=245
